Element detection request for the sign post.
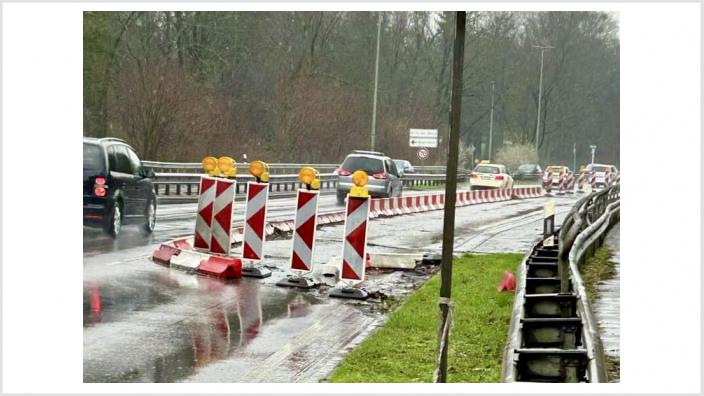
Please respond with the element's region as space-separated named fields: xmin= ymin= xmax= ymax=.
xmin=276 ymin=168 xmax=321 ymax=289
xmin=330 ymin=171 xmax=371 ymax=300
xmin=590 ymin=144 xmax=597 ymax=165
xmin=241 ymin=161 xmax=272 ymax=278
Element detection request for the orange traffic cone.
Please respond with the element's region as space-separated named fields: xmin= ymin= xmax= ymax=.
xmin=497 ymin=271 xmax=516 ymax=292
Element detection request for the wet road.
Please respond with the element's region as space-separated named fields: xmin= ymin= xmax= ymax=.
xmin=83 ymin=188 xmax=460 ymax=256
xmin=83 ymin=193 xmax=579 ymax=383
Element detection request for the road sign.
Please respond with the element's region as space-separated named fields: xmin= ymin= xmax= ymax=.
xmin=417 ymin=147 xmax=430 ymax=160
xmin=589 ymin=144 xmax=597 ymax=150
xmin=410 ymin=129 xmax=438 ymax=148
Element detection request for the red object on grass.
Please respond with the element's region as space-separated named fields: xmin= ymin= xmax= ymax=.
xmin=497 ymin=271 xmax=516 ymax=292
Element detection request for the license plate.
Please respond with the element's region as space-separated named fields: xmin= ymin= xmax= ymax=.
xmin=481 ymin=176 xmax=492 ymax=180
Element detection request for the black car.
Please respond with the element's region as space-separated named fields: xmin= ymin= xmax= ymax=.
xmin=512 ymin=163 xmax=543 ymax=181
xmin=83 ymin=137 xmax=157 ymax=237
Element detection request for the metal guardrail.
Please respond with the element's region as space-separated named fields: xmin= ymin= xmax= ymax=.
xmin=502 ymin=183 xmax=620 ymax=383
xmin=143 ymin=161 xmax=467 ymax=176
xmin=147 ymin=164 xmax=469 ymax=201
xmin=143 ymin=161 xmax=340 ymax=175
xmin=152 ymin=172 xmax=339 ymax=197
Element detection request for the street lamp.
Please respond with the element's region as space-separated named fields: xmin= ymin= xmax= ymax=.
xmin=533 ymin=45 xmax=553 ymax=154
xmin=488 ymin=80 xmax=495 ymax=162
xmin=370 ymin=12 xmax=382 ymax=151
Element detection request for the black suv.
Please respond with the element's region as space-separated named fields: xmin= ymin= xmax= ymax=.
xmin=83 ymin=137 xmax=157 ymax=237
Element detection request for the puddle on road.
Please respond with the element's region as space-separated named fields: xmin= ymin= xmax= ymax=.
xmin=83 ymin=274 xmax=327 ymax=383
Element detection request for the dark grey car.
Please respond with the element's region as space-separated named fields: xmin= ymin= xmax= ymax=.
xmin=336 ymin=151 xmax=403 ymax=205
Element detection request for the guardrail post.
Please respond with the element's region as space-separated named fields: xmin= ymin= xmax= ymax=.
xmin=165 ymin=184 xmax=171 ymax=196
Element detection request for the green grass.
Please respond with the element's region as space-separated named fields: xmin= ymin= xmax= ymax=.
xmin=327 ymin=253 xmax=520 ymax=383
xmin=581 ymin=246 xmax=616 ymax=303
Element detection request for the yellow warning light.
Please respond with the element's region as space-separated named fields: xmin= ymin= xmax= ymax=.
xmin=311 ymin=178 xmax=321 ymax=190
xmin=350 ymin=170 xmax=369 ymax=198
xmin=249 ymin=160 xmax=270 ymax=182
xmin=217 ymin=156 xmax=236 ymax=177
xmin=299 ymin=167 xmax=320 ymax=190
xmin=299 ymin=167 xmax=317 ymax=185
xmin=202 ymin=156 xmax=218 ymax=176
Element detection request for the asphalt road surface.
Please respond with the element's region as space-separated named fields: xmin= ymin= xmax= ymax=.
xmin=83 ymin=192 xmax=579 ymax=383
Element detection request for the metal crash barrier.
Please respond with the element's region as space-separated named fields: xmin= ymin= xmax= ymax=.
xmin=502 ymin=181 xmax=620 ymax=383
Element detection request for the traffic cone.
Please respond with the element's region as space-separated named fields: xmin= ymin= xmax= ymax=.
xmin=497 ymin=271 xmax=516 ymax=292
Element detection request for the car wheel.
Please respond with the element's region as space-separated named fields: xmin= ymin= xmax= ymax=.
xmin=105 ymin=200 xmax=122 ymax=238
xmin=143 ymin=199 xmax=156 ymax=234
xmin=336 ymin=190 xmax=346 ymax=206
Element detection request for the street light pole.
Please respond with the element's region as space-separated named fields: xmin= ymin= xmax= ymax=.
xmin=533 ymin=45 xmax=553 ymax=155
xmin=488 ymin=80 xmax=495 ymax=162
xmin=370 ymin=12 xmax=382 ymax=151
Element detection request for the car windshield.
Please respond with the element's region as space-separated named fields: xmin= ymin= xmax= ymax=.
xmin=592 ymin=166 xmax=609 ymax=172
xmin=474 ymin=165 xmax=499 ymax=174
xmin=393 ymin=160 xmax=404 ymax=169
xmin=518 ymin=164 xmax=535 ymax=171
xmin=342 ymin=156 xmax=384 ymax=174
xmin=83 ymin=143 xmax=104 ymax=170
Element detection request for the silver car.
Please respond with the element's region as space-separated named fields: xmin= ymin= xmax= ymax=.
xmin=336 ymin=151 xmax=403 ymax=204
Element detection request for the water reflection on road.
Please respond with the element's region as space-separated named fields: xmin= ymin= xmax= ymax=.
xmin=83 ymin=273 xmax=322 ymax=383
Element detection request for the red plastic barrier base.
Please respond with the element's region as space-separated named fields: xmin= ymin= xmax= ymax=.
xmin=173 ymin=238 xmax=192 ymax=250
xmin=152 ymin=244 xmax=181 ymax=265
xmin=497 ymin=271 xmax=516 ymax=292
xmin=198 ymin=256 xmax=243 ymax=279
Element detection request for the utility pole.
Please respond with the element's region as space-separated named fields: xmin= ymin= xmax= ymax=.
xmin=434 ymin=10 xmax=465 ymax=384
xmin=370 ymin=12 xmax=382 ymax=151
xmin=488 ymin=80 xmax=495 ymax=162
xmin=533 ymin=45 xmax=553 ymax=156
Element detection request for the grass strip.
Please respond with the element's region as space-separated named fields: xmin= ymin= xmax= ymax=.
xmin=328 ymin=253 xmax=520 ymax=383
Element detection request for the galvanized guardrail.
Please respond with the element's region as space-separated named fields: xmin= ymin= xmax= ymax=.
xmin=145 ymin=159 xmax=470 ymax=201
xmin=143 ymin=160 xmax=465 ymax=175
xmin=502 ymin=183 xmax=620 ymax=383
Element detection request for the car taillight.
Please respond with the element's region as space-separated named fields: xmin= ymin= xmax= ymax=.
xmin=338 ymin=168 xmax=351 ymax=176
xmin=95 ymin=177 xmax=106 ymax=185
xmin=495 ymin=175 xmax=505 ymax=180
xmin=372 ymin=172 xmax=387 ymax=179
xmin=470 ymin=172 xmax=478 ymax=178
xmin=94 ymin=186 xmax=107 ymax=197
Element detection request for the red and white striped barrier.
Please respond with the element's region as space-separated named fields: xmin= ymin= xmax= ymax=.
xmin=289 ymin=190 xmax=319 ymax=272
xmin=194 ymin=176 xmax=217 ymax=251
xmin=556 ymin=171 xmax=566 ymax=195
xmin=543 ymin=170 xmax=553 ymax=195
xmin=511 ymin=186 xmax=543 ymax=199
xmin=565 ymin=172 xmax=575 ymax=194
xmin=210 ymin=179 xmax=236 ymax=255
xmin=153 ymin=238 xmax=243 ymax=278
xmin=590 ymin=170 xmax=597 ymax=190
xmin=577 ymin=171 xmax=587 ymax=193
xmin=604 ymin=169 xmax=612 ymax=187
xmin=242 ymin=182 xmax=269 ymax=261
xmin=340 ymin=196 xmax=370 ymax=284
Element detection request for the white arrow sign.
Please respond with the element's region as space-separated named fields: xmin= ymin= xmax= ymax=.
xmin=409 ymin=129 xmax=438 ymax=148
